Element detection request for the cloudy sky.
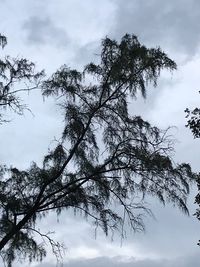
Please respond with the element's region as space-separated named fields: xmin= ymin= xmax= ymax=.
xmin=1 ymin=0 xmax=200 ymax=266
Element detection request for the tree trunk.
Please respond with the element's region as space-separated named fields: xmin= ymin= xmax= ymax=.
xmin=0 ymin=209 xmax=35 ymax=250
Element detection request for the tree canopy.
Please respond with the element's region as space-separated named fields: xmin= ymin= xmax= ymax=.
xmin=0 ymin=34 xmax=44 ymax=123
xmin=0 ymin=34 xmax=195 ymax=266
xmin=185 ymin=95 xmax=200 ymax=245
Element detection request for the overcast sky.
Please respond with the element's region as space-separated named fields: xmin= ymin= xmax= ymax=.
xmin=1 ymin=0 xmax=200 ymax=266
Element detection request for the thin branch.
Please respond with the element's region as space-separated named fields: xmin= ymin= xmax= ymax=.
xmin=24 ymin=227 xmax=65 ymax=263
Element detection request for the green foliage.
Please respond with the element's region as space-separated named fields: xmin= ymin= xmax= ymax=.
xmin=0 ymin=34 xmax=195 ymax=266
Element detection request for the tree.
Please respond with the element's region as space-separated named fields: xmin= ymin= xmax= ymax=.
xmin=185 ymin=96 xmax=200 ymax=245
xmin=185 ymin=102 xmax=200 ymax=138
xmin=0 ymin=34 xmax=44 ymax=123
xmin=0 ymin=34 xmax=195 ymax=266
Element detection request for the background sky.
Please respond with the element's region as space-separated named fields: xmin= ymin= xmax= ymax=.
xmin=1 ymin=0 xmax=200 ymax=266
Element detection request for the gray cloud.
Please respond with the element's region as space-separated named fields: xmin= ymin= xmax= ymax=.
xmin=22 ymin=16 xmax=69 ymax=47
xmin=111 ymin=0 xmax=200 ymax=57
xmin=34 ymin=253 xmax=200 ymax=267
xmin=1 ymin=1 xmax=200 ymax=267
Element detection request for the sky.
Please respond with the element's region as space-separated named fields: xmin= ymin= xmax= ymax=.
xmin=1 ymin=0 xmax=200 ymax=266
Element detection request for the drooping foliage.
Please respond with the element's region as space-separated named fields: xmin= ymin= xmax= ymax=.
xmin=0 ymin=34 xmax=44 ymax=123
xmin=0 ymin=34 xmax=195 ymax=266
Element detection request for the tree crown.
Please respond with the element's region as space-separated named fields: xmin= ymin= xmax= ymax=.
xmin=0 ymin=34 xmax=195 ymax=266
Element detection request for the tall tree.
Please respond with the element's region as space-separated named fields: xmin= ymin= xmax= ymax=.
xmin=0 ymin=34 xmax=195 ymax=266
